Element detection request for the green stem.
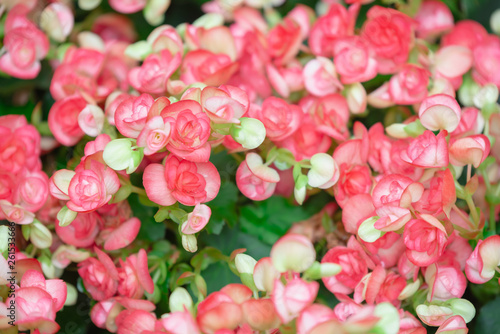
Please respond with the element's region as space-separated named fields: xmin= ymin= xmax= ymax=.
xmin=465 ymin=195 xmax=480 ymax=228
xmin=131 ymin=185 xmax=147 ymax=197
xmin=489 ymin=205 xmax=496 ymax=233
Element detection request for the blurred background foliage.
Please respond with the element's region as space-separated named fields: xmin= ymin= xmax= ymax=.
xmin=0 ymin=0 xmax=498 ymax=333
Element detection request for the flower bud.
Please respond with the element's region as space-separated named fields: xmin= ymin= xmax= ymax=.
xmin=346 ymin=83 xmax=367 ymax=114
xmin=39 ymin=254 xmax=62 ymax=279
xmin=182 ymin=234 xmax=198 ymax=253
xmin=169 ymin=287 xmax=193 ymax=312
xmin=65 ymin=283 xmax=78 ymax=306
xmin=125 ymin=41 xmax=153 ymax=60
xmin=77 ymin=31 xmax=105 ymax=52
xmin=40 ymin=3 xmax=74 ymax=42
xmin=294 ymin=174 xmax=308 ymax=205
xmin=144 ymin=0 xmax=171 ymax=26
xmin=373 ymin=303 xmax=400 ymax=334
xmin=307 ymin=153 xmax=339 ymax=189
xmin=103 ymin=138 xmax=144 ymax=174
xmin=386 ymin=123 xmax=410 ymax=139
xmin=448 ymin=299 xmax=475 ymax=323
xmin=271 ymin=234 xmax=316 ymax=273
xmin=30 ymin=220 xmax=53 ymax=249
xmin=236 ymin=254 xmax=257 ymax=275
xmin=458 ymin=76 xmax=480 ymax=107
xmin=491 ymin=9 xmax=500 ymax=35
xmin=181 ymin=204 xmax=211 ymax=235
xmin=473 ymin=84 xmax=499 ymax=109
xmin=358 ymin=216 xmax=384 ymax=243
xmin=57 ymin=206 xmax=78 ymax=227
xmin=253 ymin=257 xmax=280 ymax=293
xmin=78 ymin=105 xmax=105 ymax=137
xmin=79 ymin=0 xmax=102 ymax=10
xmin=419 ymin=94 xmax=461 ymax=132
xmin=0 ymin=226 xmax=8 ymax=253
xmin=230 ymin=118 xmax=266 ymax=149
xmin=398 ymin=279 xmax=421 ymax=300
xmin=304 ymin=261 xmax=341 ymax=280
xmin=193 ymin=13 xmax=224 ymax=29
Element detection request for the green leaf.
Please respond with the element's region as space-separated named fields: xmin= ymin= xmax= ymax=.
xmin=190 ymin=247 xmax=227 ymax=273
xmin=205 ymin=182 xmax=239 ymax=231
xmin=475 ymin=297 xmax=500 ymax=333
xmin=240 ymin=193 xmax=331 ymax=245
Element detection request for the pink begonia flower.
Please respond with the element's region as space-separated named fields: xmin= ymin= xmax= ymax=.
xmin=148 ymin=24 xmax=183 ymax=56
xmin=14 ymin=287 xmax=59 ymax=333
xmin=185 ymin=24 xmax=237 ymax=60
xmin=399 ymin=310 xmax=427 ymax=334
xmin=181 ymin=204 xmax=211 ymax=234
xmin=220 ymin=284 xmax=253 ymax=304
xmin=322 ymin=246 xmax=368 ymax=294
xmin=235 ymin=152 xmax=280 ymax=201
xmin=334 ymin=163 xmax=372 ymax=209
xmin=78 ymin=248 xmax=120 ymax=301
xmin=361 ymin=232 xmax=406 ymax=269
xmin=277 ymin=114 xmax=331 ymax=161
xmin=161 ymin=310 xmax=201 ymax=334
xmin=160 ymin=100 xmax=212 ymax=162
xmin=52 ymin=245 xmax=90 ymax=270
xmin=48 ymin=94 xmax=87 ymax=146
xmin=413 ymin=169 xmax=456 ymax=218
xmin=436 ymin=315 xmax=468 ymax=334
xmin=452 ymin=107 xmax=484 ymax=139
xmin=91 ymin=297 xmax=156 ymax=333
xmin=84 ymin=134 xmax=112 ymax=156
xmin=50 ymin=47 xmax=105 ymax=101
xmin=20 ymin=270 xmax=67 ymax=311
xmin=434 ymin=46 xmax=473 ymax=81
xmin=425 ymin=263 xmax=467 ymax=302
xmin=0 ymin=200 xmax=35 ymax=225
xmin=308 ymin=4 xmax=357 ymax=58
xmin=253 ymin=257 xmax=281 ymax=293
xmin=441 ymin=20 xmax=488 ymax=50
xmin=342 ymin=193 xmax=375 ymax=234
xmin=308 ymin=94 xmax=350 ymax=141
xmin=0 ymin=19 xmax=49 ymax=79
xmin=249 ymin=97 xmax=302 ymax=142
xmin=296 ymin=304 xmax=337 ymax=334
xmin=272 ymin=277 xmax=319 ymax=324
xmin=109 ymin=0 xmax=147 ymax=13
xmin=449 ymin=134 xmax=490 ymax=168
xmin=114 ymin=309 xmax=158 ymax=334
xmin=355 ymin=266 xmax=406 ymax=306
xmin=403 ymin=215 xmax=449 ymax=267
xmin=389 ymin=64 xmax=430 ymax=105
xmin=285 ymin=4 xmax=314 ymax=39
xmin=115 ymin=93 xmax=155 ymax=139
xmin=465 ymin=235 xmax=500 ymax=284
xmin=92 ymin=14 xmax=137 ymax=43
xmin=14 ymin=169 xmax=49 ymax=213
xmin=241 ymin=298 xmax=280 ymax=331
xmin=361 ymin=6 xmax=414 ymax=74
xmin=267 ymin=61 xmax=304 ymax=99
xmin=61 ymin=159 xmax=120 ymax=213
xmin=0 ymin=171 xmax=16 ymax=204
xmin=128 ymin=50 xmax=181 ymax=95
xmin=267 ymin=17 xmax=302 ymax=66
xmin=105 ymin=92 xmax=132 ymax=126
xmin=372 ymin=174 xmax=423 ymax=209
xmin=136 ymin=116 xmax=172 ymax=156
xmin=117 ymin=249 xmax=154 ymax=299
xmin=199 ymin=85 xmax=249 ymax=124
xmin=197 ymin=291 xmax=243 ymax=333
xmin=55 ymin=211 xmax=101 ymax=248
xmin=303 ymin=57 xmax=343 ymax=97
xmin=472 ymin=35 xmax=500 ymax=89
xmin=400 ymin=130 xmax=449 ymax=168
xmin=181 ymin=50 xmax=238 ymax=87
xmin=414 ymin=0 xmax=454 ymax=40
xmin=78 ymin=104 xmax=105 ymax=137
xmin=419 ymin=94 xmax=461 ymax=132
xmin=416 ymin=304 xmax=454 ymax=327
xmin=143 ymin=155 xmax=220 ymax=206
xmin=0 ymin=115 xmax=41 ymax=174
xmin=102 ymin=217 xmax=141 ymax=251
xmin=367 ymin=82 xmax=395 ymax=109
xmin=334 ymin=36 xmax=378 ymax=84
xmin=40 ymin=3 xmax=74 ymax=42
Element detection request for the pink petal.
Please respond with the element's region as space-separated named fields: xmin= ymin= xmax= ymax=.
xmin=143 ymin=163 xmax=176 ymax=206
xmin=104 ymin=217 xmax=141 ymax=251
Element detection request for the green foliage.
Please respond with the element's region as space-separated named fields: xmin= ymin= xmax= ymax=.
xmin=475 ymin=296 xmax=500 ymax=333
xmin=129 ymin=193 xmax=166 ymax=242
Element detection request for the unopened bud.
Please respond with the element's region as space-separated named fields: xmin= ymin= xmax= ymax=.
xmin=473 ymin=84 xmax=499 ymax=109
xmin=40 ymin=3 xmax=74 ymax=42
xmin=65 ymin=284 xmax=78 ymax=306
xmin=236 ymin=254 xmax=257 ymax=274
xmin=193 ymin=13 xmax=224 ymax=29
xmin=231 ymin=118 xmax=266 ymax=149
xmin=125 ymin=41 xmax=153 ymax=61
xmin=358 ymin=216 xmax=384 ymax=243
xmin=182 ymin=234 xmax=198 ymax=253
xmin=271 ymin=234 xmax=315 ymax=273
xmin=144 ymin=0 xmax=171 ymax=26
xmin=103 ymin=138 xmax=144 ymax=174
xmin=346 ymin=83 xmax=367 ymax=114
xmin=294 ymin=174 xmax=308 ymax=205
xmin=491 ymin=9 xmax=500 ymax=35
xmin=169 ymin=287 xmax=193 ymax=312
xmin=30 ymin=220 xmax=53 ymax=249
xmin=57 ymin=206 xmax=78 ymax=227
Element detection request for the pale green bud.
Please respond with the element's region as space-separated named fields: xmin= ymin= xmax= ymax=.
xmin=144 ymin=0 xmax=171 ymax=26
xmin=65 ymin=284 xmax=78 ymax=306
xmin=125 ymin=41 xmax=153 ymax=61
xmin=193 ymin=13 xmax=224 ymax=29
xmin=182 ymin=234 xmax=197 ymax=253
xmin=103 ymin=138 xmax=144 ymax=174
xmin=230 ymin=118 xmax=266 ymax=149
xmin=57 ymin=206 xmax=78 ymax=227
xmin=373 ymin=303 xmax=400 ymax=334
xmin=235 ymin=254 xmax=257 ymax=274
xmin=491 ymin=9 xmax=500 ymax=35
xmin=358 ymin=216 xmax=384 ymax=243
xmin=169 ymin=287 xmax=193 ymax=312
xmin=30 ymin=220 xmax=53 ymax=249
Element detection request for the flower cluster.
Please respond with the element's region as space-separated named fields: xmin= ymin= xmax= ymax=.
xmin=1 ymin=0 xmax=500 ymax=333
